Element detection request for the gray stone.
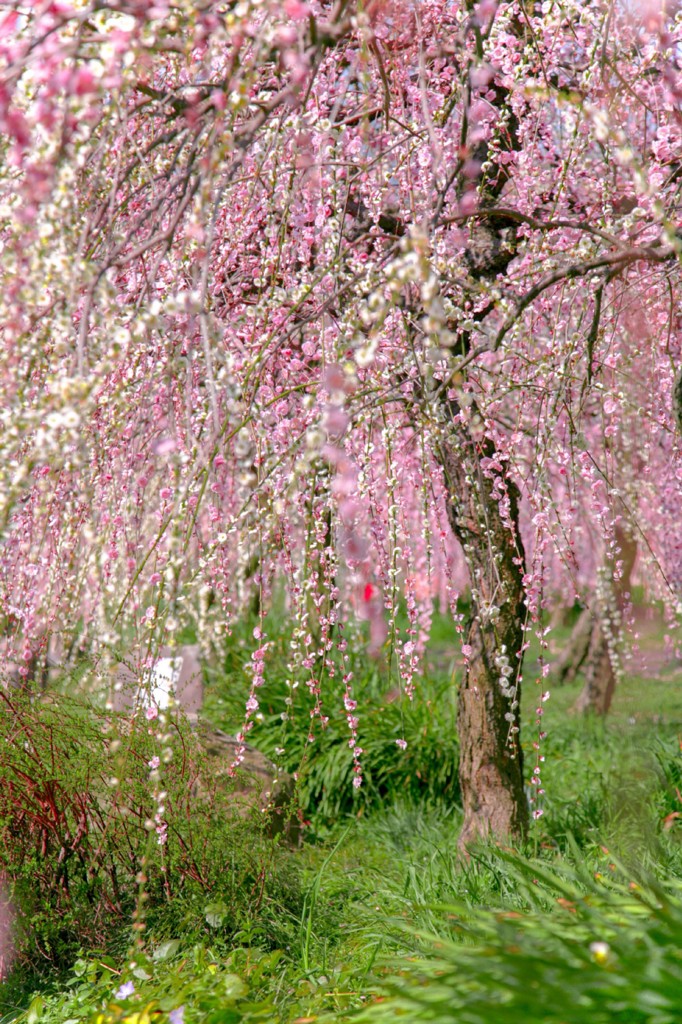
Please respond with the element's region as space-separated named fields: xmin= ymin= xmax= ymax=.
xmin=195 ymin=723 xmax=300 ymax=845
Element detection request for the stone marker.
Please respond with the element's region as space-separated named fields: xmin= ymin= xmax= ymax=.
xmin=111 ymin=645 xmax=203 ymax=715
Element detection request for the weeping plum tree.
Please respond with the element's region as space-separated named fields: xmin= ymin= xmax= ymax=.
xmin=1 ymin=0 xmax=682 ymax=845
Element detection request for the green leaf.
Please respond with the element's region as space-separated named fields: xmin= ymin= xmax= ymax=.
xmin=152 ymin=939 xmax=181 ymax=962
xmin=204 ymin=1010 xmax=243 ymax=1024
xmin=26 ymin=996 xmax=43 ymax=1024
xmin=204 ymin=903 xmax=228 ymax=928
xmin=221 ymin=974 xmax=247 ymax=1000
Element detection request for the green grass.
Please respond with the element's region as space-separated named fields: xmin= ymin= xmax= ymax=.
xmin=2 ymin=607 xmax=682 ymax=1024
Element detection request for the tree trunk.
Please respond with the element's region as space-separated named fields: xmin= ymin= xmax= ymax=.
xmin=573 ymin=524 xmax=637 ymax=716
xmin=412 ymin=3 xmax=535 ymax=847
xmin=439 ymin=419 xmax=528 ymax=848
xmin=552 ymin=607 xmax=592 ymax=685
xmin=573 ymin=620 xmax=616 ymax=715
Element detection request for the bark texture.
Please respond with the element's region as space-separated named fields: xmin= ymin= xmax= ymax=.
xmin=553 ymin=607 xmax=592 ymax=686
xmin=439 ymin=419 xmax=528 ymax=847
xmin=573 ymin=621 xmax=617 ymax=715
xmin=573 ymin=524 xmax=637 ymax=716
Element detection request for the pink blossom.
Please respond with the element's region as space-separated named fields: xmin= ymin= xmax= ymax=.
xmin=284 ymin=0 xmax=309 ymax=21
xmin=153 ymin=437 xmax=176 ymax=456
xmin=70 ymin=66 xmax=97 ymax=96
xmin=2 ymin=0 xmax=682 ymax=852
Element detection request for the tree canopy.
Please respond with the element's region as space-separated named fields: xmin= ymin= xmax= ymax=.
xmin=1 ymin=0 xmax=681 ymax=838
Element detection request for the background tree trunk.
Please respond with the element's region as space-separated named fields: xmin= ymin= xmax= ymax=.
xmin=573 ymin=524 xmax=637 ymax=715
xmin=572 ymin=619 xmax=617 ymax=715
xmin=552 ymin=608 xmax=592 ymax=686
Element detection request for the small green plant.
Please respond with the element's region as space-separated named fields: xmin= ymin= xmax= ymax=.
xmin=361 ymin=853 xmax=682 ymax=1024
xmin=654 ymin=738 xmax=682 ymax=827
xmin=0 ymin=690 xmax=302 ymax=1001
xmin=206 ymin=617 xmax=460 ymax=825
xmin=14 ymin=943 xmax=283 ymax=1024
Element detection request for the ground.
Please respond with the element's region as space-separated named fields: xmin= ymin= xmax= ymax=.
xmin=2 ymin=609 xmax=682 ymax=1024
